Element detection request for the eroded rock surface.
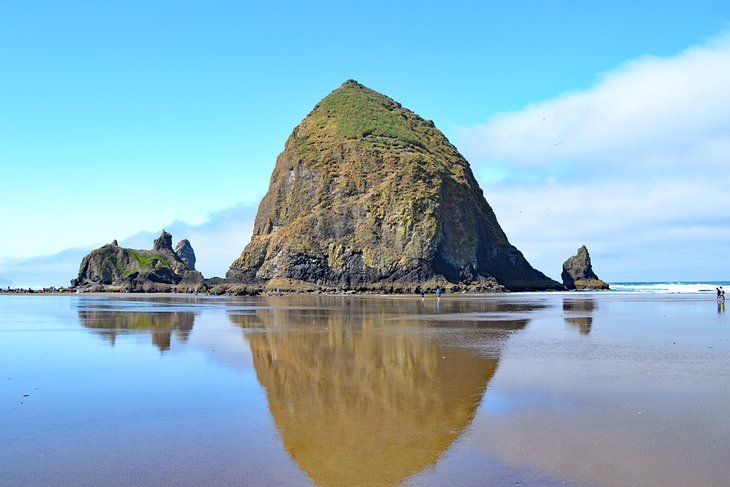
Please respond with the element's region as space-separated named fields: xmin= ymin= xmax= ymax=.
xmin=562 ymin=245 xmax=609 ymax=290
xmin=174 ymin=239 xmax=196 ymax=271
xmin=72 ymin=231 xmax=203 ymax=291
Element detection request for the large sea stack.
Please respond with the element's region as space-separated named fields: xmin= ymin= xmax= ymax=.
xmin=227 ymin=80 xmax=561 ymax=292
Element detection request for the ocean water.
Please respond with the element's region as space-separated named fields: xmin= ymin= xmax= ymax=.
xmin=1 ymin=293 xmax=729 ymax=487
xmin=609 ymin=281 xmax=730 ymax=293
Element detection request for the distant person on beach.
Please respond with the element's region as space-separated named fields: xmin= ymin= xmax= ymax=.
xmin=436 ymin=287 xmax=441 ymax=300
xmin=420 ymin=289 xmax=425 ymax=300
xmin=718 ymin=287 xmax=725 ymax=301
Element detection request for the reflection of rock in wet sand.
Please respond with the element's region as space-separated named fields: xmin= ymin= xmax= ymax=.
xmin=78 ymin=308 xmax=196 ymax=352
xmin=563 ymin=298 xmax=596 ymax=335
xmin=229 ymin=296 xmax=531 ymax=487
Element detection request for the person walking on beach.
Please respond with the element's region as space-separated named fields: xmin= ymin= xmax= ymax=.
xmin=436 ymin=287 xmax=441 ymax=300
xmin=718 ymin=287 xmax=725 ymax=301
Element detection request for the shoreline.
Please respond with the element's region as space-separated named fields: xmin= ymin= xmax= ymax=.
xmin=0 ymin=289 xmax=723 ymax=298
xmin=1 ymin=280 xmax=725 ymax=297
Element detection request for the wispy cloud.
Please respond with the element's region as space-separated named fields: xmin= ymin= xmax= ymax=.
xmin=0 ymin=202 xmax=257 ymax=288
xmin=457 ymin=33 xmax=730 ymax=281
xmin=0 ymin=247 xmax=93 ymax=289
xmin=121 ymin=202 xmax=257 ymax=279
xmin=459 ymin=33 xmax=730 ymax=181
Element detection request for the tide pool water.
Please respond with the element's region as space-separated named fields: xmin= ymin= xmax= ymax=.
xmin=1 ymin=293 xmax=728 ymax=486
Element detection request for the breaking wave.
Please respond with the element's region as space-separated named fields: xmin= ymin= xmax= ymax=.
xmin=609 ymin=282 xmax=729 ymax=294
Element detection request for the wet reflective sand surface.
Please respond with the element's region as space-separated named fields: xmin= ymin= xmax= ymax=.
xmin=1 ymin=293 xmax=729 ymax=486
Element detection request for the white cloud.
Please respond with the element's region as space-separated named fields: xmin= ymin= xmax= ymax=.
xmin=460 ymin=34 xmax=730 ymax=177
xmin=458 ymin=33 xmax=730 ymax=281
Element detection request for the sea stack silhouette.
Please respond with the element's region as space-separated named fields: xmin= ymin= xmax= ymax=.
xmin=227 ymin=80 xmax=561 ymax=292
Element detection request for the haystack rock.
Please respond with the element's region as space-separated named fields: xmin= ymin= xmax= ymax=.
xmin=72 ymin=231 xmax=203 ymax=291
xmin=561 ymin=245 xmax=609 ymax=290
xmin=227 ymin=80 xmax=561 ymax=292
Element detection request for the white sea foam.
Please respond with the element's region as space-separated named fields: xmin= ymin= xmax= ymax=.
xmin=609 ymin=282 xmax=729 ymax=294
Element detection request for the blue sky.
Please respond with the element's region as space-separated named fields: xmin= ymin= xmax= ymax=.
xmin=2 ymin=1 xmax=729 ymax=286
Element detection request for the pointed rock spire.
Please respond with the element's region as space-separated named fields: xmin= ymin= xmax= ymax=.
xmin=562 ymin=245 xmax=609 ymax=290
xmin=153 ymin=230 xmax=174 ymax=252
xmin=174 ymin=239 xmax=196 ymax=271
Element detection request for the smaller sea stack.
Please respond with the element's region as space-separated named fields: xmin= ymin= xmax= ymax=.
xmin=174 ymin=239 xmax=197 ymax=271
xmin=561 ymin=245 xmax=609 ymax=290
xmin=72 ymin=231 xmax=203 ymax=292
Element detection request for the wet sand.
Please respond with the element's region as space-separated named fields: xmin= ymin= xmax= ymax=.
xmin=1 ymin=292 xmax=728 ymax=486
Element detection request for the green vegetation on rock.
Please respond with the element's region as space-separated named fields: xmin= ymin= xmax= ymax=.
xmin=127 ymin=249 xmax=170 ymax=269
xmin=313 ymin=80 xmax=425 ymax=146
xmin=72 ymin=231 xmax=203 ymax=291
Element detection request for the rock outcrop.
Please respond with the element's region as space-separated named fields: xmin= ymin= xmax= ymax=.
xmin=153 ymin=230 xmax=176 ymax=254
xmin=227 ymin=80 xmax=561 ymax=292
xmin=174 ymin=239 xmax=196 ymax=271
xmin=561 ymin=245 xmax=609 ymax=290
xmin=71 ymin=231 xmax=203 ymax=291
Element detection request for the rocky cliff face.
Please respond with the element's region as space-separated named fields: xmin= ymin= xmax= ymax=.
xmin=227 ymin=80 xmax=561 ymax=292
xmin=562 ymin=245 xmax=609 ymax=290
xmin=72 ymin=231 xmax=203 ymax=291
xmin=174 ymin=239 xmax=196 ymax=271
